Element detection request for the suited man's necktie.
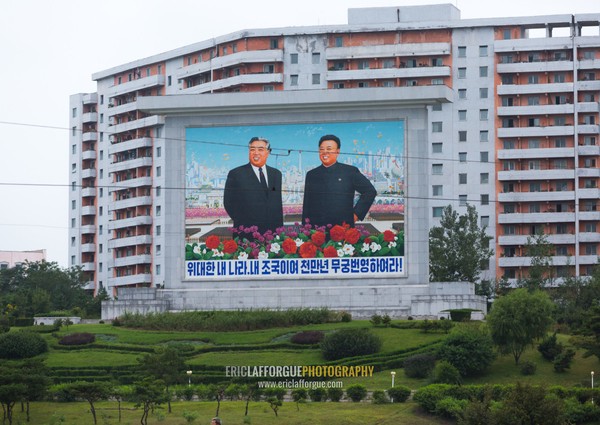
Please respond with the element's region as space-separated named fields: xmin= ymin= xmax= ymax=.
xmin=258 ymin=167 xmax=268 ymax=190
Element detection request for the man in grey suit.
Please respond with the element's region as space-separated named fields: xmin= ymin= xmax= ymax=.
xmin=224 ymin=137 xmax=284 ymax=236
xmin=302 ymin=134 xmax=377 ymax=227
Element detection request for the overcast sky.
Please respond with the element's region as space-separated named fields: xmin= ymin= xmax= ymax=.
xmin=0 ymin=0 xmax=597 ymax=267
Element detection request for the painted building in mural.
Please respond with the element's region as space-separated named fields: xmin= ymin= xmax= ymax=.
xmin=68 ymin=4 xmax=600 ymax=311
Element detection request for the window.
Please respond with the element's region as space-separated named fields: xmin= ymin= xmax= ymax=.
xmin=290 ymin=75 xmax=298 ymax=86
xmin=156 ymin=264 xmax=161 ymax=276
xmin=167 ymin=76 xmax=172 ymax=86
xmin=458 ymin=89 xmax=467 ymax=99
xmin=432 ymin=122 xmax=443 ymax=133
xmin=99 ymin=188 xmax=103 ymax=197
xmin=99 ymin=244 xmax=103 ymax=254
xmin=528 ymin=160 xmax=540 ymax=170
xmin=71 ymin=237 xmax=76 ymax=247
xmin=432 ymin=185 xmax=443 ymax=196
xmin=503 ymin=183 xmax=515 ymax=193
xmin=480 ymin=131 xmax=489 ymax=143
xmin=555 ymin=138 xmax=566 ymax=148
xmin=584 ymin=136 xmax=597 ymax=146
xmin=479 ymin=109 xmax=488 ymax=121
xmin=432 ymin=104 xmax=442 ymax=111
xmin=156 ymin=225 xmax=161 ymax=236
xmin=156 ymin=146 xmax=161 ymax=158
xmin=459 ymin=152 xmax=467 ymax=162
xmin=556 ymin=246 xmax=568 ymax=256
xmin=555 ymin=181 xmax=568 ymax=191
xmin=263 ymin=64 xmax=274 ymax=73
xmin=333 ymin=83 xmax=345 ymax=89
xmin=432 ymin=164 xmax=443 ymax=175
xmin=529 ymin=182 xmax=541 ymax=192
xmin=479 ymin=88 xmax=488 ymax=99
xmin=290 ymin=53 xmax=298 ymax=64
xmin=555 ymin=223 xmax=567 ymax=234
xmin=156 ymin=186 xmax=161 ymax=197
xmin=381 ymin=80 xmax=394 ymax=88
xmin=357 ymin=82 xmax=369 ymax=88
xmin=431 ymin=78 xmax=443 ymax=85
xmin=502 ymin=118 xmax=514 ymax=128
xmin=479 ymin=45 xmax=488 ymax=57
xmin=335 ymin=36 xmax=343 ymax=47
xmin=504 ymin=204 xmax=516 ymax=214
xmin=503 ymin=29 xmax=511 ymax=39
xmin=529 ymin=203 xmax=540 ymax=213
xmin=585 ymin=223 xmax=597 ymax=232
xmin=554 ymin=116 xmax=566 ymax=126
xmin=358 ymin=60 xmax=369 ymax=69
xmin=99 ymin=206 xmax=103 ymax=216
xmin=383 ymin=59 xmax=394 ymax=69
xmin=528 ymin=139 xmax=540 ymax=149
xmin=156 ymin=205 xmax=161 ymax=216
xmin=481 ymin=216 xmax=489 ymax=227
xmin=501 ymin=75 xmax=514 ymax=84
xmin=270 ymin=39 xmax=278 ymax=49
xmin=479 ymin=66 xmax=488 ymax=77
xmin=459 ymin=195 xmax=468 ymax=206
xmin=554 ymin=73 xmax=566 ymax=83
xmin=480 ymin=152 xmax=489 ymax=163
xmin=584 ymin=158 xmax=597 ymax=168
xmin=481 ymin=194 xmax=489 ymax=205
xmin=480 ymin=173 xmax=489 ymax=184
xmin=156 ymin=166 xmax=161 ymax=177
xmin=458 ymin=68 xmax=466 ymax=79
xmin=554 ymin=159 xmax=567 ymax=169
xmin=433 ymin=207 xmax=444 ymax=218
xmin=432 ymin=58 xmax=443 ymax=66
xmin=502 ymin=97 xmax=514 ymax=107
xmin=458 ymin=46 xmax=466 ymax=57
xmin=99 ymin=225 xmax=103 ymax=235
xmin=504 ymin=224 xmax=516 ymax=235
xmin=71 ymin=200 xmax=76 ymax=210
xmin=528 ymin=75 xmax=539 ymax=84
xmin=459 ymin=131 xmax=467 ymax=142
xmin=459 ymin=173 xmax=467 ymax=184
xmin=72 ymin=126 xmax=77 ymax=136
xmin=312 ymin=53 xmax=320 ymax=64
xmin=432 ymin=143 xmax=442 ymax=153
xmin=458 ymin=110 xmax=467 ymax=121
xmin=503 ymin=161 xmax=516 ymax=171
xmin=528 ymin=118 xmax=540 ymax=127
xmin=312 ymin=74 xmax=320 ymax=84
xmin=528 ymin=96 xmax=540 ymax=106
xmin=585 ymin=245 xmax=598 ymax=255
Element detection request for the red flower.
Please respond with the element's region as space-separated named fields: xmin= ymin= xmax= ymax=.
xmin=330 ymin=225 xmax=345 ymax=242
xmin=205 ymin=235 xmax=220 ymax=250
xmin=222 ymin=239 xmax=238 ymax=254
xmin=323 ymin=246 xmax=339 ymax=258
xmin=282 ymin=238 xmax=297 ymax=255
xmin=364 ymin=237 xmax=372 ymax=244
xmin=311 ymin=231 xmax=326 ymax=247
xmin=344 ymin=228 xmax=361 ymax=244
xmin=299 ymin=242 xmax=318 ymax=258
xmin=383 ymin=230 xmax=396 ymax=242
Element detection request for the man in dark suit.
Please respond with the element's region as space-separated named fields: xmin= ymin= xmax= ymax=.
xmin=302 ymin=134 xmax=377 ymax=227
xmin=224 ymin=137 xmax=284 ymax=236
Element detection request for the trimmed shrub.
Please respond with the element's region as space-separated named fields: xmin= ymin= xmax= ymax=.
xmin=290 ymin=330 xmax=324 ymax=345
xmin=431 ymin=361 xmax=462 ymax=385
xmin=0 ymin=330 xmax=48 ymax=359
xmin=520 ymin=361 xmax=537 ymax=376
xmin=291 ymin=388 xmax=307 ymax=403
xmin=262 ymin=387 xmax=286 ymax=401
xmin=346 ymin=384 xmax=368 ymax=402
xmin=447 ymin=309 xmax=473 ymax=322
xmin=403 ymin=353 xmax=436 ymax=379
xmin=58 ymin=332 xmax=96 ymax=346
xmin=308 ymin=388 xmax=327 ymax=402
xmin=340 ymin=311 xmax=352 ymax=322
xmin=553 ymin=347 xmax=576 ymax=373
xmin=437 ymin=326 xmax=495 ymax=377
xmin=327 ymin=387 xmax=343 ymax=402
xmin=413 ymin=384 xmax=453 ymax=413
xmin=382 ymin=314 xmax=392 ymax=327
xmin=435 ymin=397 xmax=467 ymax=419
xmin=387 ymin=386 xmax=411 ymax=403
xmin=320 ymin=328 xmax=382 ymax=360
xmin=370 ymin=314 xmax=382 ymax=326
xmin=538 ymin=332 xmax=563 ymax=361
xmin=371 ymin=390 xmax=388 ymax=404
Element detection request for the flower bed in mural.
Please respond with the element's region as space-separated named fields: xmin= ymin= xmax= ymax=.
xmin=185 ymin=222 xmax=404 ymax=261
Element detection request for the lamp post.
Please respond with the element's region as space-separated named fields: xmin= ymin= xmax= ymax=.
xmin=187 ymin=370 xmax=193 ymax=387
xmin=390 ymin=371 xmax=396 ymax=403
xmin=592 ymin=371 xmax=595 ymax=404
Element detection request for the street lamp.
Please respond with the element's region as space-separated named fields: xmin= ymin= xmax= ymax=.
xmin=592 ymin=371 xmax=595 ymax=404
xmin=187 ymin=370 xmax=193 ymax=387
xmin=390 ymin=371 xmax=396 ymax=403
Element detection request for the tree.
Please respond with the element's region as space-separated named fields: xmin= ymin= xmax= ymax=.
xmin=437 ymin=325 xmax=496 ymax=377
xmin=551 ymin=264 xmax=600 ymax=331
xmin=267 ymin=396 xmax=282 ymax=417
xmin=65 ymin=381 xmax=113 ymax=424
xmin=494 ymin=383 xmax=565 ymax=425
xmin=138 ymin=346 xmax=187 ymax=413
xmin=291 ymin=388 xmax=307 ymax=411
xmin=429 ymin=204 xmax=493 ymax=283
xmin=487 ymin=289 xmax=555 ymax=364
xmin=131 ymin=378 xmax=167 ymax=425
xmin=571 ymin=304 xmax=600 ymax=363
xmin=518 ymin=233 xmax=555 ymax=290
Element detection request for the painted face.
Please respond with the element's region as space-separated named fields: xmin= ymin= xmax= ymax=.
xmin=248 ymin=140 xmax=270 ymax=168
xmin=319 ymin=140 xmax=340 ymax=167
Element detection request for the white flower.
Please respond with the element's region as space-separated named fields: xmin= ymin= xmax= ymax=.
xmin=343 ymin=244 xmax=355 ymax=256
xmin=258 ymin=251 xmax=269 ymax=259
xmin=211 ymin=249 xmax=224 ymax=257
xmin=270 ymin=242 xmax=281 ymax=254
xmin=237 ymin=252 xmax=249 ymax=261
xmin=370 ymin=242 xmax=381 ymax=253
xmin=274 ymin=234 xmax=281 ymax=240
xmin=361 ymin=243 xmax=370 ymax=253
xmin=295 ymin=238 xmax=304 ymax=247
xmin=337 ymin=249 xmax=345 ymax=257
xmin=193 ymin=245 xmax=202 ymax=255
xmin=389 ymin=241 xmax=397 ymax=248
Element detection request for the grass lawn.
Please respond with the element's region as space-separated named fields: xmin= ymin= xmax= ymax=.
xmin=16 ymin=400 xmax=452 ymax=425
xmin=190 ymin=349 xmax=324 ymax=367
xmin=43 ymin=349 xmax=141 ymax=368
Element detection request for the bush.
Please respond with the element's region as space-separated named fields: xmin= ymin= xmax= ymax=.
xmin=290 ymin=330 xmax=324 ymax=345
xmin=370 ymin=314 xmax=382 ymax=326
xmin=371 ymin=390 xmax=388 ymax=404
xmin=308 ymin=388 xmax=327 ymax=402
xmin=447 ymin=309 xmax=473 ymax=322
xmin=437 ymin=326 xmax=496 ymax=377
xmin=382 ymin=314 xmax=392 ymax=327
xmin=435 ymin=396 xmax=467 ymax=419
xmin=520 ymin=361 xmax=537 ymax=376
xmin=340 ymin=311 xmax=352 ymax=322
xmin=403 ymin=353 xmax=436 ymax=379
xmin=346 ymin=384 xmax=368 ymax=402
xmin=538 ymin=332 xmax=563 ymax=361
xmin=0 ymin=316 xmax=10 ymax=333
xmin=327 ymin=387 xmax=343 ymax=402
xmin=387 ymin=386 xmax=411 ymax=403
xmin=553 ymin=347 xmax=576 ymax=373
xmin=431 ymin=361 xmax=462 ymax=385
xmin=13 ymin=317 xmax=35 ymax=327
xmin=413 ymin=384 xmax=453 ymax=413
xmin=0 ymin=330 xmax=48 ymax=359
xmin=58 ymin=333 xmax=96 ymax=346
xmin=320 ymin=328 xmax=382 ymax=360
xmin=262 ymin=387 xmax=286 ymax=401
xmin=563 ymin=397 xmax=600 ymax=424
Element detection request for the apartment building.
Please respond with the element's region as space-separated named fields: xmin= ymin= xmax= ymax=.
xmin=69 ymin=4 xmax=600 ymax=296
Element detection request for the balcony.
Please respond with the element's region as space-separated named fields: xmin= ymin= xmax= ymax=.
xmin=81 ymin=205 xmax=96 ymax=216
xmin=496 ymin=60 xmax=573 ymax=74
xmin=81 ymin=149 xmax=97 ymax=161
xmin=108 ymin=234 xmax=153 ymax=250
xmin=112 ymin=195 xmax=153 ymax=210
xmin=580 ymin=255 xmax=600 ymax=265
xmin=80 ymin=225 xmax=96 ymax=235
xmin=177 ymin=50 xmax=284 ymax=80
xmin=579 ymin=211 xmax=599 ymax=221
xmin=81 ymin=243 xmax=96 ymax=253
xmin=498 ymin=212 xmax=575 ymax=224
xmin=579 ymin=233 xmax=600 ymax=243
xmin=180 ymin=73 xmax=284 ymax=94
xmin=327 ymin=65 xmax=450 ymax=82
xmin=109 ymin=137 xmax=153 ymax=155
xmin=497 ymin=82 xmax=573 ymax=96
xmin=498 ymin=190 xmax=575 ymax=203
xmin=108 ymin=215 xmax=153 ymax=230
xmin=108 ymin=273 xmax=152 ymax=287
xmin=576 ymin=80 xmax=600 ymax=91
xmin=494 ymin=36 xmax=573 ymax=53
xmin=81 ymin=262 xmax=96 ymax=272
xmin=497 ymin=147 xmax=573 ymax=160
xmin=577 ymin=145 xmax=600 ymax=156
xmin=499 ymin=255 xmax=572 ymax=268
xmin=81 ymin=168 xmax=97 ymax=179
xmin=82 ymin=112 xmax=98 ymax=123
xmin=497 ymin=125 xmax=574 ymax=139
xmin=109 ymin=115 xmax=165 ymax=134
xmin=106 ymin=74 xmax=165 ymax=97
xmin=82 ymin=131 xmax=98 ymax=142
xmin=82 ymin=93 xmax=98 ymax=105
xmin=497 ymin=169 xmax=574 ymax=181
xmin=112 ymin=176 xmax=153 ymax=191
xmin=578 ymin=124 xmax=600 ymax=134
xmin=326 ymin=42 xmax=451 ymax=60
xmin=112 ymin=254 xmax=152 ymax=268
xmin=81 ymin=187 xmax=96 ymax=197
xmin=109 ymin=157 xmax=153 ymax=174
xmin=577 ymin=168 xmax=600 ymax=178
xmin=108 ymin=100 xmax=138 ymax=117
xmin=498 ymin=234 xmax=575 ymax=246
xmin=576 ymin=102 xmax=600 ymax=114
xmin=578 ymin=188 xmax=600 ymax=199
xmin=497 ymin=104 xmax=573 ymax=116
